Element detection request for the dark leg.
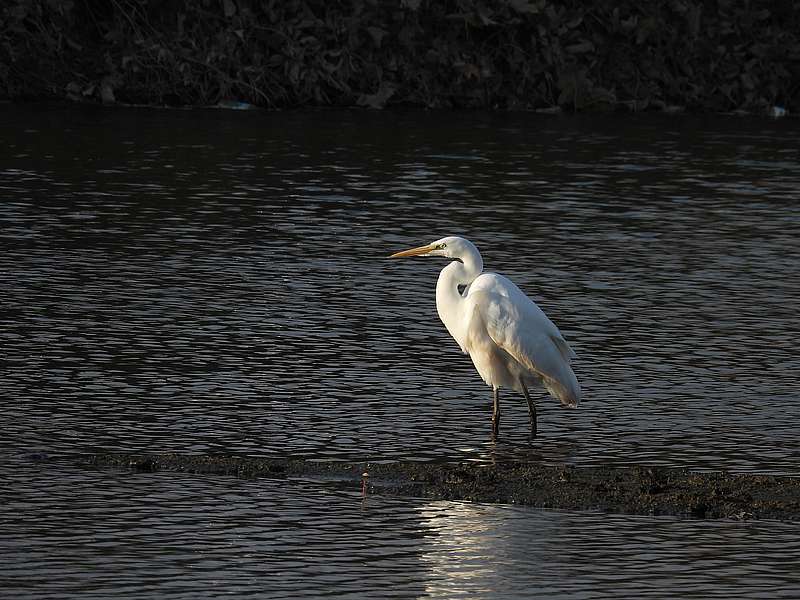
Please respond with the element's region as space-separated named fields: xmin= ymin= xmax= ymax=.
xmin=520 ymin=379 xmax=537 ymax=437
xmin=492 ymin=388 xmax=500 ymax=439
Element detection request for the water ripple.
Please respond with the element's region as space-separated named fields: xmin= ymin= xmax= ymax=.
xmin=2 ymin=462 xmax=799 ymax=599
xmin=2 ymin=109 xmax=799 ymax=473
xmin=3 ymin=106 xmax=800 ymax=599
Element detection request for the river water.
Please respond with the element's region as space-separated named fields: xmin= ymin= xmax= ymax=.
xmin=2 ymin=105 xmax=799 ymax=597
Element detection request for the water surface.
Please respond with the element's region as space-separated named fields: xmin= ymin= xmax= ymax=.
xmin=2 ymin=105 xmax=800 ymax=598
xmin=3 ymin=460 xmax=799 ymax=599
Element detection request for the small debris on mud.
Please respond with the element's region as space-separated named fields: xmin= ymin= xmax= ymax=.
xmin=82 ymin=453 xmax=800 ymax=521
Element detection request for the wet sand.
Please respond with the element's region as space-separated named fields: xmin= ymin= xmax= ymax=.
xmin=80 ymin=453 xmax=800 ymax=520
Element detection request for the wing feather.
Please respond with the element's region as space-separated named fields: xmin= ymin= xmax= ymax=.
xmin=465 ymin=274 xmax=580 ymax=407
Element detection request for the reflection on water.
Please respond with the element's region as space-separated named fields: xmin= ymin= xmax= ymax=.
xmin=2 ymin=106 xmax=800 ymax=598
xmin=3 ymin=462 xmax=799 ymax=600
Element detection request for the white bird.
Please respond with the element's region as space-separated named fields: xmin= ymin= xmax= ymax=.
xmin=389 ymin=236 xmax=580 ymax=438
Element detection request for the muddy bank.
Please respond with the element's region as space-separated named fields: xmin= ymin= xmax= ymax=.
xmin=82 ymin=453 xmax=800 ymax=520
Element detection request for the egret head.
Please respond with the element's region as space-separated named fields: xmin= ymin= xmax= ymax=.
xmin=389 ymin=236 xmax=477 ymax=260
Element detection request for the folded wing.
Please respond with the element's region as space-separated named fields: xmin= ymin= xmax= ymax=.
xmin=465 ymin=273 xmax=580 ymax=407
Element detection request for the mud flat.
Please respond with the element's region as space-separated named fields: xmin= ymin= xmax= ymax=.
xmin=83 ymin=453 xmax=800 ymax=520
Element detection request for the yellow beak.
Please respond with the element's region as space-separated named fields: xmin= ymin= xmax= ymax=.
xmin=388 ymin=243 xmax=435 ymax=258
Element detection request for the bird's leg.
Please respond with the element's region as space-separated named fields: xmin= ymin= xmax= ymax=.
xmin=492 ymin=388 xmax=500 ymax=439
xmin=520 ymin=379 xmax=537 ymax=437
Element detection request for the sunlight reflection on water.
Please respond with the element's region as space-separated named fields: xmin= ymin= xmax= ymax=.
xmin=3 ymin=462 xmax=799 ymax=599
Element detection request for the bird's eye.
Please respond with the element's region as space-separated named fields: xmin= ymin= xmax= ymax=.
xmin=439 ymin=243 xmax=447 ymax=249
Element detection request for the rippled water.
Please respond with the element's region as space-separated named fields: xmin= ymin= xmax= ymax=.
xmin=3 ymin=105 xmax=800 ymax=597
xmin=4 ymin=460 xmax=800 ymax=599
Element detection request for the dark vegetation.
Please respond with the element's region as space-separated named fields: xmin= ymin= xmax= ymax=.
xmin=84 ymin=453 xmax=800 ymax=520
xmin=2 ymin=0 xmax=798 ymax=111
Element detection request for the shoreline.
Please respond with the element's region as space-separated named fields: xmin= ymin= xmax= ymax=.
xmin=2 ymin=98 xmax=792 ymax=119
xmin=82 ymin=453 xmax=800 ymax=521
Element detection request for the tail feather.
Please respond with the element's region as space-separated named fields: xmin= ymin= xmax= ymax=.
xmin=543 ymin=369 xmax=581 ymax=408
xmin=544 ymin=334 xmax=580 ymax=407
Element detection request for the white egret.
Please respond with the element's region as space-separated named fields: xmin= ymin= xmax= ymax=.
xmin=389 ymin=236 xmax=580 ymax=438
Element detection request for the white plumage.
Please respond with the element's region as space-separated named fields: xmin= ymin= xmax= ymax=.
xmin=390 ymin=235 xmax=580 ymax=437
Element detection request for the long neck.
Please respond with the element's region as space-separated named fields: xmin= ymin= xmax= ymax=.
xmin=435 ymin=250 xmax=483 ymax=349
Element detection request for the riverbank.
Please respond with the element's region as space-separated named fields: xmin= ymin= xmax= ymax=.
xmin=82 ymin=453 xmax=800 ymax=520
xmin=3 ymin=1 xmax=797 ymax=113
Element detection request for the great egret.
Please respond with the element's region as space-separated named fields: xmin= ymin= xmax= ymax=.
xmin=389 ymin=236 xmax=580 ymax=438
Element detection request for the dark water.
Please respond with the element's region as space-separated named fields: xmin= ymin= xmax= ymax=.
xmin=2 ymin=105 xmax=800 ymax=597
xmin=5 ymin=460 xmax=800 ymax=600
